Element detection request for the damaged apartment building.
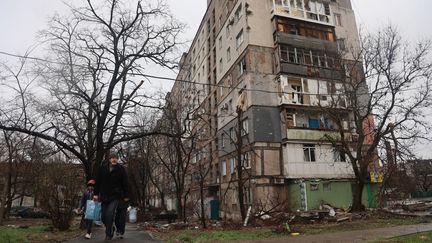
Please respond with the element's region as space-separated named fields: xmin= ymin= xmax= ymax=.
xmin=157 ymin=0 xmax=377 ymax=219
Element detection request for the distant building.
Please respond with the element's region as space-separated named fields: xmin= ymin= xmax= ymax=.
xmin=151 ymin=0 xmax=378 ymax=219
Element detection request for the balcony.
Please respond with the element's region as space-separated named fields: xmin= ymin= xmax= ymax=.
xmin=272 ymin=0 xmax=334 ymax=26
xmin=279 ymin=76 xmax=349 ymax=108
xmin=275 ymin=32 xmax=337 ymax=53
xmin=286 ymin=128 xmax=352 ymax=141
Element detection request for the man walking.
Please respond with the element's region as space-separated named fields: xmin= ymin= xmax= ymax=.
xmin=94 ymin=154 xmax=129 ymax=241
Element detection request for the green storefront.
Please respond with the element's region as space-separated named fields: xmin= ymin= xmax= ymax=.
xmin=287 ymin=179 xmax=380 ymax=211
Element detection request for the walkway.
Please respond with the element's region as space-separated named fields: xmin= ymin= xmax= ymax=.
xmin=67 ymin=225 xmax=159 ymax=243
xmin=247 ymin=223 xmax=432 ymax=243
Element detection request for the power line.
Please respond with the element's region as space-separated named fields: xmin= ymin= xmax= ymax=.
xmin=0 ymin=50 xmax=427 ymax=97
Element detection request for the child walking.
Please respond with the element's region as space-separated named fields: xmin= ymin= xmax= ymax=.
xmin=80 ymin=180 xmax=96 ymax=239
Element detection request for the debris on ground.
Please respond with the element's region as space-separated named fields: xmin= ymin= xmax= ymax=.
xmin=383 ymin=200 xmax=432 ymax=217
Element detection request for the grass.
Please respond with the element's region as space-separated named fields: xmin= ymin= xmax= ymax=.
xmin=156 ymin=228 xmax=283 ymax=243
xmin=0 ymin=221 xmax=82 ymax=243
xmin=154 ymin=216 xmax=431 ymax=243
xmin=300 ymin=217 xmax=427 ymax=235
xmin=0 ymin=225 xmax=49 ymax=243
xmin=372 ymin=231 xmax=432 ymax=243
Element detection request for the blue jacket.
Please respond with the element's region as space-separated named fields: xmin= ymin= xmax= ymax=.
xmin=80 ymin=191 xmax=94 ymax=210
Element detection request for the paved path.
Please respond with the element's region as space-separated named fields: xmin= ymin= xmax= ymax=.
xmin=67 ymin=225 xmax=159 ymax=243
xmin=247 ymin=223 xmax=432 ymax=243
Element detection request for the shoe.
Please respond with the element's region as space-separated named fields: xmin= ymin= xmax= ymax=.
xmin=116 ymin=232 xmax=124 ymax=239
xmin=85 ymin=233 xmax=91 ymax=239
xmin=105 ymin=236 xmax=113 ymax=241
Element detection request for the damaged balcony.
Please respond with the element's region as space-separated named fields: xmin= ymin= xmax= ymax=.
xmin=279 ymin=76 xmax=349 ymax=108
xmin=271 ymin=0 xmax=334 ymax=26
xmin=283 ymin=108 xmax=353 ymax=141
xmin=276 ymin=43 xmax=342 ymax=80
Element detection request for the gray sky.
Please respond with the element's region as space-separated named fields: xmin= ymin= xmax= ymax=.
xmin=0 ymin=0 xmax=431 ymax=156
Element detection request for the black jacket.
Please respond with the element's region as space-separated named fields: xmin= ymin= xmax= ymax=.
xmin=94 ymin=163 xmax=129 ymax=203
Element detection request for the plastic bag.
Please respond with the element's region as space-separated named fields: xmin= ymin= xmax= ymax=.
xmin=128 ymin=207 xmax=137 ymax=223
xmin=85 ymin=200 xmax=101 ymax=221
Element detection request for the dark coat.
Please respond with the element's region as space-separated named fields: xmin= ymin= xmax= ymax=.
xmin=94 ymin=163 xmax=129 ymax=203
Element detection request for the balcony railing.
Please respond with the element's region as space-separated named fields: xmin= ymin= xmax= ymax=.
xmin=286 ymin=128 xmax=352 ymax=141
xmin=280 ymin=92 xmax=349 ymax=108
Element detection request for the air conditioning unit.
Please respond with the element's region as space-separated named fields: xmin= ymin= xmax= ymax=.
xmin=273 ymin=178 xmax=285 ymax=185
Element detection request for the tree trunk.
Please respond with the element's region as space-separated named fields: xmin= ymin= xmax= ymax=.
xmin=0 ymin=178 xmax=9 ymax=225
xmin=199 ymin=178 xmax=207 ymax=228
xmin=176 ymin=191 xmax=183 ymax=222
xmin=351 ymin=180 xmax=365 ymax=212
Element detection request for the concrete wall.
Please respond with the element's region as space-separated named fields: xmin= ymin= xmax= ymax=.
xmin=288 ymin=179 xmax=380 ymax=211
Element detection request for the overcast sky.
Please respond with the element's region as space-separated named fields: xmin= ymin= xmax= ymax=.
xmin=0 ymin=0 xmax=431 ymax=156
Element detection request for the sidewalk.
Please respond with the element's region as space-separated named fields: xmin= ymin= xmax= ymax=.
xmin=67 ymin=224 xmax=159 ymax=243
xmin=246 ymin=223 xmax=432 ymax=243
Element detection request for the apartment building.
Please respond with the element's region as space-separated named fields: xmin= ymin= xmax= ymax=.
xmin=162 ymin=0 xmax=377 ymax=220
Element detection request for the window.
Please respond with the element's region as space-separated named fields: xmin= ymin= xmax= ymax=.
xmin=221 ymin=133 xmax=225 ymax=148
xmin=238 ymin=57 xmax=246 ymax=75
xmin=236 ymin=29 xmax=244 ymax=48
xmin=235 ymin=4 xmax=243 ymax=20
xmin=229 ymin=127 xmax=236 ymax=143
xmin=303 ymin=144 xmax=316 ymax=162
xmin=334 ymin=13 xmax=342 ymax=26
xmin=337 ymin=38 xmax=346 ymax=51
xmin=310 ymin=183 xmax=319 ymax=191
xmin=222 ymin=161 xmax=227 ymax=176
xmin=230 ymin=158 xmax=236 ymax=174
xmin=244 ymin=187 xmax=252 ymax=204
xmin=323 ymin=182 xmax=331 ymax=191
xmin=227 ymin=47 xmax=231 ymax=61
xmin=219 ymin=37 xmax=222 ymax=49
xmin=241 ymin=118 xmax=249 ymax=135
xmin=333 ymin=146 xmax=347 ymax=162
xmin=242 ymin=152 xmax=251 ymax=169
xmin=219 ymin=58 xmax=223 ymax=73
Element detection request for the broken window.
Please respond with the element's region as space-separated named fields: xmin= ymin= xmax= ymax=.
xmin=303 ymin=144 xmax=316 ymax=162
xmin=235 ymin=4 xmax=243 ymax=20
xmin=236 ymin=29 xmax=244 ymax=48
xmin=238 ymin=57 xmax=247 ymax=75
xmin=241 ymin=118 xmax=249 ymax=136
xmin=241 ymin=153 xmax=251 ymax=169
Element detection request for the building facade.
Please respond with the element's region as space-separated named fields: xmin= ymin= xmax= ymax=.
xmin=159 ymin=0 xmax=376 ymax=219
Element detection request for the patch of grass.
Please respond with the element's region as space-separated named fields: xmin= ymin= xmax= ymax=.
xmin=300 ymin=217 xmax=428 ymax=235
xmin=372 ymin=231 xmax=432 ymax=243
xmin=0 ymin=225 xmax=49 ymax=243
xmin=168 ymin=229 xmax=281 ymax=243
xmin=0 ymin=223 xmax=82 ymax=243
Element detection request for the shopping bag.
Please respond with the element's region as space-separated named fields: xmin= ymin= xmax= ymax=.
xmin=85 ymin=200 xmax=101 ymax=221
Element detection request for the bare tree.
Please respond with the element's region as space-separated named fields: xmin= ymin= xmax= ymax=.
xmin=323 ymin=26 xmax=432 ymax=211
xmin=152 ymin=96 xmax=196 ymax=222
xmin=0 ymin=0 xmax=184 ymax=179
